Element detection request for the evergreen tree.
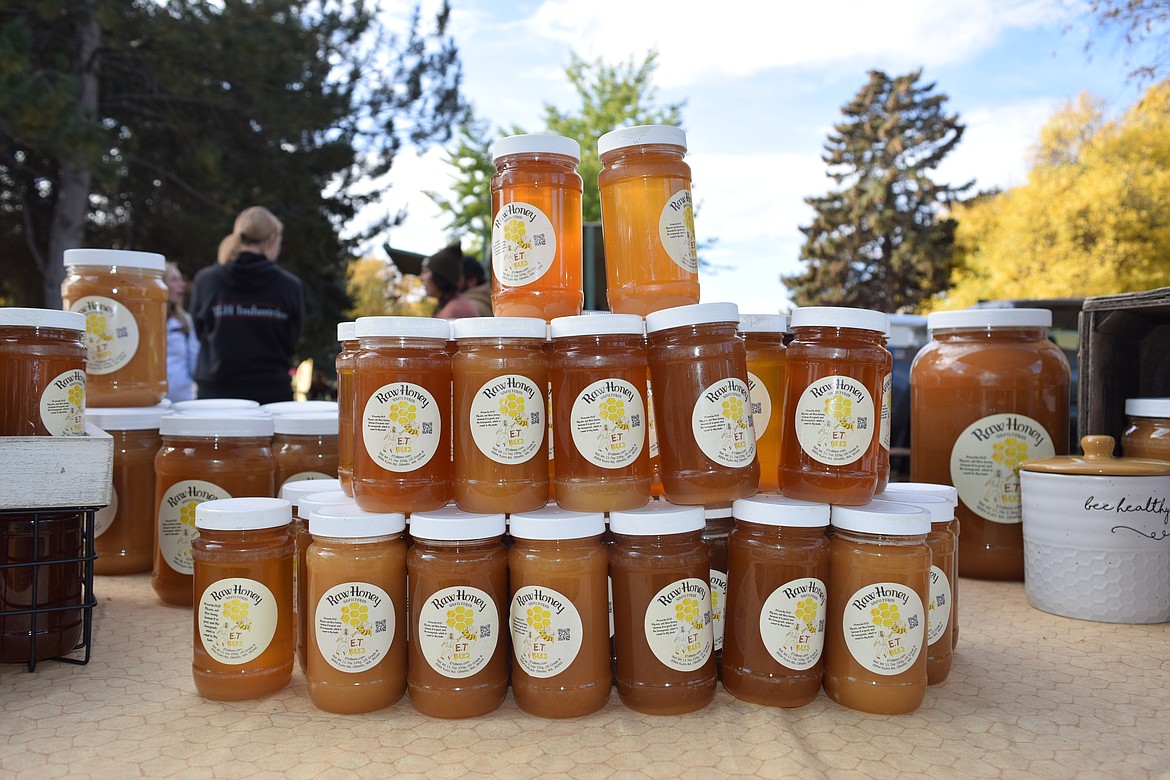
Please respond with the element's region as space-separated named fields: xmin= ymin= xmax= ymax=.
xmin=784 ymin=69 xmax=972 ymax=311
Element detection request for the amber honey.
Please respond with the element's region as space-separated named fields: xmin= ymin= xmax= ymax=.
xmin=336 ymin=322 xmax=358 ymax=495
xmin=738 ymin=314 xmax=788 ymax=492
xmin=192 ymin=498 xmax=294 ymax=701
xmin=490 ymin=134 xmax=583 ymax=320
xmin=702 ymin=505 xmax=734 ymax=669
xmin=0 ymin=308 xmax=87 ymax=437
xmin=272 ymin=412 xmax=338 ymax=491
xmin=597 ymin=125 xmax=699 ymax=316
xmin=1122 ymin=399 xmax=1170 ymax=461
xmin=61 ymin=249 xmax=168 ymax=407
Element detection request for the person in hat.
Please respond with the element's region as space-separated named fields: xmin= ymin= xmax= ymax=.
xmin=421 ymin=241 xmax=479 ymax=319
xmin=459 ymin=254 xmax=493 ymax=317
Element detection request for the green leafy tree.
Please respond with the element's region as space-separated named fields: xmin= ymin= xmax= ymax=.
xmin=0 ymin=0 xmax=464 ymax=363
xmin=784 ymin=69 xmax=972 ymax=311
xmin=424 ymin=112 xmax=495 ymax=259
xmin=941 ymin=82 xmax=1170 ymax=307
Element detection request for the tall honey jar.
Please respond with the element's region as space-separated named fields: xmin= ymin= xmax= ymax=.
xmin=192 ymin=497 xmax=294 ymax=701
xmin=596 ymin=125 xmax=699 ymax=316
xmin=407 ymin=506 xmax=509 ymax=719
xmin=336 ymin=321 xmax=358 ymax=495
xmin=911 ymin=309 xmax=1069 ymax=581
xmin=645 ymin=303 xmax=760 ymax=506
xmin=0 ymin=308 xmax=87 ymax=437
xmin=609 ymin=502 xmax=716 ymax=715
xmin=490 ymin=133 xmax=584 ymax=320
xmin=823 ymin=501 xmax=930 ymax=715
xmin=722 ymin=494 xmax=830 ymax=707
xmin=88 ymin=405 xmax=168 ymax=574
xmin=452 ymin=317 xmax=549 ymax=514
xmin=1122 ymin=398 xmax=1170 ymax=461
xmin=352 ymin=316 xmax=451 ymax=514
xmin=738 ymin=313 xmax=788 ymax=492
xmin=279 ymin=480 xmax=345 ymax=671
xmin=306 ymin=502 xmax=407 ymax=714
xmin=508 ymin=504 xmax=611 ymax=718
xmin=61 ymin=248 xmax=168 ymax=407
xmin=780 ymin=306 xmax=888 ymax=506
xmin=272 ymin=412 xmax=338 ymax=491
xmin=152 ymin=414 xmax=275 ymax=606
xmin=549 ymin=313 xmax=651 ymax=512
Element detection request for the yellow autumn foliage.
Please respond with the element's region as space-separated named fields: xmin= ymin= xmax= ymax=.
xmin=936 ymin=80 xmax=1170 ymax=310
xmin=345 ymin=257 xmax=434 ymax=318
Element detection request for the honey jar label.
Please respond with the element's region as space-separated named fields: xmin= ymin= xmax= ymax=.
xmin=315 ymin=582 xmax=395 ymax=673
xmin=793 ymin=375 xmax=875 ymax=465
xmin=658 ymin=189 xmax=698 ymax=274
xmin=709 ymin=568 xmax=728 ymax=652
xmin=159 ymin=480 xmax=230 ymax=575
xmin=198 ymin=577 xmax=278 ymax=666
xmin=760 ymin=577 xmax=827 ymax=670
xmin=691 ymin=378 xmax=756 ymax=467
xmin=469 ymin=374 xmax=545 ymax=464
xmin=362 ymin=382 xmax=442 ymax=473
xmin=417 ymin=586 xmax=500 ymax=679
xmin=94 ymin=485 xmax=118 ymax=538
xmin=880 ymin=372 xmax=892 ymax=450
xmin=644 ymin=577 xmax=713 ymax=671
xmin=842 ymin=582 xmax=925 ymax=676
xmin=646 ymin=381 xmax=660 ymax=459
xmin=69 ymin=296 xmax=140 ymax=375
xmin=746 ymin=371 xmax=773 ymax=441
xmin=570 ymin=378 xmax=646 ymax=469
xmin=927 ymin=565 xmax=952 ymax=646
xmin=509 ymin=586 xmax=583 ymax=679
xmin=492 ymin=202 xmax=556 ymax=286
xmin=608 ymin=576 xmax=615 ymax=639
xmin=949 ymin=413 xmax=1054 ymax=523
xmin=39 ymin=369 xmax=86 ymax=436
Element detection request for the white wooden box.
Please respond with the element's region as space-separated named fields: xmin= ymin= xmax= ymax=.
xmin=0 ymin=424 xmax=113 ymax=511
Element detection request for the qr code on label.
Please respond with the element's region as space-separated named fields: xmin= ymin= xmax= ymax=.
xmin=480 ymin=624 xmax=492 ymax=639
xmin=421 ymin=422 xmax=432 ymax=435
xmin=530 ymin=411 xmax=541 ymax=425
xmin=375 ymin=619 xmax=387 ymax=633
xmin=630 ymin=414 xmax=641 ymax=427
xmin=116 ymin=327 xmax=128 ymax=338
xmin=935 ymin=594 xmax=946 ymax=607
xmin=533 ymin=233 xmax=546 ymax=246
xmin=751 ymin=402 xmax=762 ymax=415
xmin=907 ymin=614 xmax=919 ymax=630
xmin=857 ymin=417 xmax=868 ymax=430
xmin=557 ymin=628 xmax=571 ymax=641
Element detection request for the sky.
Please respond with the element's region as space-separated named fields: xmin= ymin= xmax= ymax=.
xmin=369 ymin=0 xmax=1148 ymax=314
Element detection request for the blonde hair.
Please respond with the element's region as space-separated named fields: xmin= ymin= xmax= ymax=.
xmin=165 ymin=262 xmax=192 ymax=334
xmin=218 ymin=206 xmax=284 ymax=265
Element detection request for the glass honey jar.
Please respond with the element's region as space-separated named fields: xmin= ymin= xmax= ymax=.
xmin=335 ymin=321 xmax=358 ymax=495
xmin=738 ymin=313 xmax=788 ymax=493
xmin=272 ymin=412 xmax=338 ymax=492
xmin=0 ymin=308 xmax=87 ymax=437
xmin=1122 ymin=398 xmax=1170 ymax=462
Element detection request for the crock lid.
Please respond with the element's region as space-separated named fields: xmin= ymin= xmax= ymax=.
xmin=1020 ymin=435 xmax=1170 ymax=476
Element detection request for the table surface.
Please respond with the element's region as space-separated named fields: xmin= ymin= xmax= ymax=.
xmin=2 ymin=574 xmax=1168 ymax=779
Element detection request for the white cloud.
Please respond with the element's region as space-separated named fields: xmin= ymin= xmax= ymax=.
xmin=936 ymin=98 xmax=1061 ymax=191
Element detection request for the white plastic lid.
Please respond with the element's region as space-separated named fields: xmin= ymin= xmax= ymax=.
xmin=508 ymin=504 xmax=606 ymax=540
xmin=1125 ymin=398 xmax=1170 ymax=418
xmin=0 ymin=307 xmax=86 ymax=332
xmin=884 ymin=481 xmax=959 ymax=506
xmin=63 ymin=248 xmax=166 ymax=272
xmin=272 ymin=412 xmax=338 ymax=435
xmin=704 ymin=505 xmax=733 ymax=520
xmin=450 ymin=316 xmax=548 ymax=340
xmin=927 ymin=308 xmax=1052 ymax=331
xmin=261 ymin=400 xmax=339 ymax=415
xmin=609 ymin=502 xmax=705 ymax=536
xmin=86 ymin=404 xmax=170 ymax=431
xmin=645 ymin=302 xmax=740 ymax=334
xmin=296 ymin=490 xmax=353 ymax=520
xmin=337 ymin=321 xmax=356 ymax=342
xmin=732 ymin=494 xmax=831 ymax=527
xmin=549 ymin=313 xmax=645 ymax=338
xmin=597 ymin=125 xmax=687 ymax=156
xmin=491 ymin=133 xmax=580 ymax=163
xmin=409 ymin=505 xmax=506 ymax=541
xmin=171 ymin=398 xmax=261 ymax=412
xmin=195 ymin=497 xmax=291 ymax=531
xmin=790 ymin=306 xmax=888 ymax=333
xmin=737 ymin=313 xmax=789 ymax=334
xmin=280 ymin=478 xmax=344 ymax=508
xmin=355 ymin=316 xmax=451 ymax=340
xmin=309 ymin=502 xmax=406 ymax=537
xmin=159 ymin=413 xmax=274 ymax=438
xmin=830 ymin=500 xmax=930 ymax=536
xmin=872 ymin=490 xmax=955 ymax=524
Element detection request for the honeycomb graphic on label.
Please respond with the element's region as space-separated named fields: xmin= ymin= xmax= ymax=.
xmin=992 ymin=437 xmax=1028 ymax=469
xmin=526 ymin=605 xmax=555 ymax=643
xmin=795 ymin=598 xmax=820 ymax=634
xmin=179 ymin=501 xmax=198 ymax=532
xmin=446 ymin=605 xmax=477 ymax=642
xmin=67 ymin=384 xmax=84 ymax=409
xmin=503 ymin=218 xmax=531 ymax=250
xmin=222 ymin=598 xmax=251 ymax=631
xmin=825 ymin=394 xmax=853 ymax=427
xmin=387 ymin=400 xmax=419 ymax=435
xmin=341 ymin=601 xmax=372 ymax=636
xmin=871 ymin=603 xmax=907 ymax=635
xmin=500 ymin=392 xmax=528 ymax=427
xmin=85 ymin=311 xmax=114 ymax=360
xmin=721 ymin=395 xmax=749 ymax=431
xmin=599 ymin=397 xmax=629 ymax=430
xmin=675 ymin=597 xmax=705 ymax=631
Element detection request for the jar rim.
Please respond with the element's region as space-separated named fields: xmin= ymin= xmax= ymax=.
xmin=609 ymin=501 xmax=704 ymax=535
xmin=491 ymin=133 xmax=580 ymax=162
xmin=598 ymin=124 xmax=687 ymax=156
xmin=790 ymin=306 xmax=887 ymax=333
xmin=195 ymin=497 xmax=291 ymax=531
xmin=508 ymin=503 xmax=606 ymax=540
xmin=280 ymin=479 xmax=344 ymax=506
xmin=309 ymin=502 xmax=406 ymax=537
xmin=927 ymin=308 xmax=1052 ymax=331
xmin=645 ymin=302 xmax=739 ymax=334
xmin=829 ymin=500 xmax=930 ymax=535
xmin=0 ymin=307 xmax=86 ymax=332
xmin=355 ymin=315 xmax=450 ymax=340
xmin=63 ymin=248 xmax=165 ymax=272
xmin=732 ymin=494 xmax=830 ymax=527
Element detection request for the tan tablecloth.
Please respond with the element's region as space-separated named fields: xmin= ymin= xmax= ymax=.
xmin=2 ymin=575 xmax=1168 ymax=779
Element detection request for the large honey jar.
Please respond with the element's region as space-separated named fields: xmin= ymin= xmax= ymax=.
xmin=352 ymin=316 xmax=452 ymax=514
xmin=192 ymin=498 xmax=294 ymax=701
xmin=549 ymin=313 xmax=651 ymax=512
xmin=490 ymin=133 xmax=584 ymax=320
xmin=0 ymin=308 xmax=87 ymax=437
xmin=335 ymin=321 xmax=358 ymax=495
xmin=61 ymin=248 xmax=168 ymax=407
xmin=645 ymin=303 xmax=760 ymax=506
xmin=596 ymin=125 xmax=699 ymax=316
xmin=738 ymin=313 xmax=788 ymax=492
xmin=911 ymin=309 xmax=1069 ymax=581
xmin=152 ymin=414 xmax=275 ymax=606
xmin=780 ymin=306 xmax=889 ymax=506
xmin=272 ymin=412 xmax=338 ymax=491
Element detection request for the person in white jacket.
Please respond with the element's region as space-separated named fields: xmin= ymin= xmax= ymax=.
xmin=165 ymin=262 xmax=199 ymax=402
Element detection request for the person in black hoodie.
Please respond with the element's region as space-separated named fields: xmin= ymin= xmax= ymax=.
xmin=189 ymin=206 xmax=304 ymax=403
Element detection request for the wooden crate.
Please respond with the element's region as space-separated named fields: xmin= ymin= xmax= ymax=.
xmin=1078 ymin=287 xmax=1170 ymax=445
xmin=0 ymin=425 xmax=113 ymax=511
